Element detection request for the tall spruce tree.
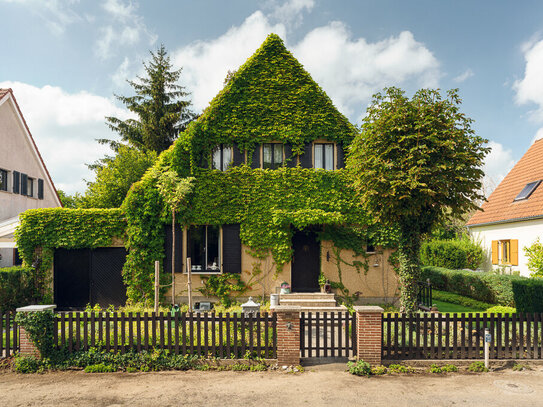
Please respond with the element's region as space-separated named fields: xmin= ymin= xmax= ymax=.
xmin=102 ymin=44 xmax=195 ymax=153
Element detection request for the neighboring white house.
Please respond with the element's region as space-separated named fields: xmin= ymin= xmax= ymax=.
xmin=0 ymin=88 xmax=62 ymax=267
xmin=467 ymin=139 xmax=543 ymax=276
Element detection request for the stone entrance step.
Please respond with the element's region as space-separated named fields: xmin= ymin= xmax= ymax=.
xmin=279 ymin=292 xmax=338 ymax=309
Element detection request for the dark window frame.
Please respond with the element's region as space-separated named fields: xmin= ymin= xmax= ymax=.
xmin=514 ymin=180 xmax=541 ymax=201
xmin=27 ymin=177 xmax=34 ymax=198
xmin=212 ymin=144 xmax=233 ymax=171
xmin=187 ymin=225 xmax=221 ymax=273
xmin=314 ymin=143 xmax=335 ymax=170
xmin=0 ymin=168 xmax=8 ymax=192
xmin=262 ymin=143 xmax=284 ymax=169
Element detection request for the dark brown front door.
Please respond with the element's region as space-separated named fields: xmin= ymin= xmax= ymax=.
xmin=291 ymin=230 xmax=320 ymax=292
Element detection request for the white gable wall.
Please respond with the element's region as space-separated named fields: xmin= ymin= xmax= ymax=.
xmin=0 ymin=95 xmax=60 ymax=222
xmin=468 ymin=217 xmax=543 ymax=277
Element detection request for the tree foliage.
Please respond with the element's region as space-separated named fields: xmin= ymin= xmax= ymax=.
xmin=524 ymin=238 xmax=543 ymax=278
xmin=348 ymin=87 xmax=489 ymax=312
xmin=103 ymin=44 xmax=195 ymax=153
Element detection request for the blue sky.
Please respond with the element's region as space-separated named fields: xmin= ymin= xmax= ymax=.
xmin=2 ymin=0 xmax=543 ymax=194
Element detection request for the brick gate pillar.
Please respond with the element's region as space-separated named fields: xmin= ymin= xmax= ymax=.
xmin=354 ymin=306 xmax=383 ymax=366
xmin=16 ymin=305 xmax=57 ymax=358
xmin=273 ymin=305 xmax=301 ymax=366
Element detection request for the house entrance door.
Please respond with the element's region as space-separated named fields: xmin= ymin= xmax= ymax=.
xmin=291 ymin=230 xmax=320 ymax=292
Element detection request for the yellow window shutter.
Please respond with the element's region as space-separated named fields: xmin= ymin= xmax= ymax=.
xmin=511 ymin=239 xmax=519 ymax=266
xmin=491 ymin=240 xmax=499 ymax=265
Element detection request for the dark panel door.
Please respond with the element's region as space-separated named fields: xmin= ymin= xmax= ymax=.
xmin=54 ymin=248 xmax=90 ymax=310
xmin=291 ymin=230 xmax=320 ymax=292
xmin=164 ymin=224 xmax=183 ymax=275
xmin=91 ymin=248 xmax=128 ymax=308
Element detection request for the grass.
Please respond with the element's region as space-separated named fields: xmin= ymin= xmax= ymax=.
xmin=432 ymin=299 xmax=486 ymax=313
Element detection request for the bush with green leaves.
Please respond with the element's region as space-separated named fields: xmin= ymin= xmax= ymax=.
xmin=429 ymin=363 xmax=458 ymax=373
xmin=512 ymin=279 xmax=543 ymax=312
xmin=347 ymin=360 xmax=372 ymax=376
xmin=198 ymin=273 xmax=247 ymax=307
xmin=0 ymin=266 xmax=36 ymax=310
xmin=433 ymin=290 xmax=493 ymax=310
xmin=485 ymin=305 xmax=516 ymax=314
xmin=468 ymin=361 xmax=488 ymax=372
xmin=524 ymin=238 xmax=543 ymax=278
xmin=422 ymin=266 xmax=526 ymax=307
xmin=420 ymin=238 xmax=483 ymax=270
xmin=14 ymin=355 xmax=43 ymax=374
xmin=84 ymin=363 xmax=116 ymax=373
xmin=15 ymin=310 xmax=56 ymax=358
xmin=387 ymin=364 xmax=415 ymax=374
xmin=371 ymin=365 xmax=387 ymax=375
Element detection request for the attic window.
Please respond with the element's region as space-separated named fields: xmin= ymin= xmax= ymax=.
xmin=514 ymin=180 xmax=541 ymax=201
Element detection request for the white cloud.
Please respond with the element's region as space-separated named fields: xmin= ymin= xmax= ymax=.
xmin=173 ymin=13 xmax=440 ymax=120
xmin=453 ymin=68 xmax=474 ymax=83
xmin=1 ymin=0 xmax=81 ymax=35
xmin=268 ymin=0 xmax=315 ymax=27
xmin=482 ymin=141 xmax=516 ymax=195
xmin=532 ymin=127 xmax=543 ymax=144
xmin=514 ymin=38 xmax=543 ymax=121
xmin=0 ymin=81 xmax=132 ymax=194
xmin=95 ymin=0 xmax=156 ymax=60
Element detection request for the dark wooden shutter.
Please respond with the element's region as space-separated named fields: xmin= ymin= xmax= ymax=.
xmin=300 ymin=143 xmax=313 ymax=168
xmin=13 ymin=171 xmax=20 ymax=194
xmin=21 ymin=173 xmax=28 ymax=196
xmin=38 ymin=178 xmax=44 ymax=199
xmin=337 ymin=144 xmax=345 ymax=169
xmin=284 ymin=144 xmax=297 ymax=168
xmin=222 ymin=224 xmax=242 ymax=273
xmin=250 ymin=146 xmax=261 ymax=169
xmin=232 ymin=144 xmax=245 ymax=167
xmin=164 ymin=224 xmax=184 ymax=275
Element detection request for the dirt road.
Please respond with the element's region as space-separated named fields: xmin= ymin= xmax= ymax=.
xmin=1 ymin=367 xmax=543 ymax=406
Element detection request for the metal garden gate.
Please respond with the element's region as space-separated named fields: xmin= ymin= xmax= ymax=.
xmin=300 ymin=312 xmax=356 ymax=359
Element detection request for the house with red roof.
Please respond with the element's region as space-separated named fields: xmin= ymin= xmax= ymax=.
xmin=467 ymin=139 xmax=543 ymax=276
xmin=0 ymin=88 xmax=62 ymax=267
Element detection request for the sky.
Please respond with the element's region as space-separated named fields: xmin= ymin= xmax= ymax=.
xmin=1 ymin=0 xmax=543 ymax=194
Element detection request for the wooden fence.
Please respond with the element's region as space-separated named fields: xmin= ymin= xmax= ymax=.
xmin=383 ymin=313 xmax=543 ymax=360
xmin=300 ymin=312 xmax=356 ymax=358
xmin=1 ymin=311 xmax=18 ymax=358
xmin=55 ymin=312 xmax=276 ymax=358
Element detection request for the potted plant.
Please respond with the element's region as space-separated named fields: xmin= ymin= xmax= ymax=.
xmin=280 ymin=282 xmax=291 ymax=294
xmin=318 ymin=273 xmax=331 ymax=293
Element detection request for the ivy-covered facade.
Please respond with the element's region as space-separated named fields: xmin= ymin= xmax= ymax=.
xmin=16 ymin=34 xmax=399 ymax=307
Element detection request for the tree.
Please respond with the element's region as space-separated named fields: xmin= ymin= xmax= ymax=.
xmin=153 ymin=167 xmax=194 ymax=304
xmin=348 ymin=87 xmax=489 ymax=313
xmin=102 ymin=44 xmax=195 ymax=153
xmin=56 ymin=190 xmax=82 ymax=209
xmin=81 ymin=145 xmax=157 ymax=208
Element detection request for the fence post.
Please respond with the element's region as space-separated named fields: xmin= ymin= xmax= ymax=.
xmin=273 ymin=305 xmax=301 ymax=366
xmin=16 ymin=305 xmax=57 ymax=358
xmin=354 ymin=306 xmax=384 ymax=366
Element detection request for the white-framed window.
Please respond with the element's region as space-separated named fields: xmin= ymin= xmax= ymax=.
xmin=187 ymin=225 xmax=221 ymax=273
xmin=27 ymin=177 xmax=34 ymax=197
xmin=314 ymin=143 xmax=334 ymax=170
xmin=0 ymin=168 xmax=8 ymax=192
xmin=262 ymin=143 xmax=284 ymax=169
xmin=212 ymin=145 xmax=233 ymax=171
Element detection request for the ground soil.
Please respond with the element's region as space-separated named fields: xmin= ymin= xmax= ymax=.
xmin=2 ymin=364 xmax=543 ymax=406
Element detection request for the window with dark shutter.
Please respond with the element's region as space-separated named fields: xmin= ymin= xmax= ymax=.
xmin=284 ymin=144 xmax=297 ymax=168
xmin=187 ymin=225 xmax=220 ymax=272
xmin=21 ymin=173 xmax=28 ymax=196
xmin=250 ymin=147 xmax=261 ymax=169
xmin=13 ymin=171 xmax=20 ymax=194
xmin=0 ymin=169 xmax=7 ymax=191
xmin=222 ymin=224 xmax=242 ymax=273
xmin=232 ymin=144 xmax=245 ymax=167
xmin=299 ymin=143 xmax=313 ymax=168
xmin=38 ymin=178 xmax=44 ymax=199
xmin=164 ymin=224 xmax=183 ymax=275
xmin=337 ymin=144 xmax=345 ymax=169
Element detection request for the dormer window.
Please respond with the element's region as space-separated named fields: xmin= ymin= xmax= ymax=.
xmin=212 ymin=145 xmax=233 ymax=171
xmin=314 ymin=143 xmax=334 ymax=170
xmin=514 ymin=180 xmax=541 ymax=201
xmin=263 ymin=143 xmax=284 ymax=169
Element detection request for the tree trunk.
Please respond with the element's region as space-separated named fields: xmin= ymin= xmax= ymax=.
xmin=397 ymin=221 xmax=422 ymax=314
xmin=171 ymin=210 xmax=176 ymax=305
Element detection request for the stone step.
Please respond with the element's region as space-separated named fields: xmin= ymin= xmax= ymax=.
xmin=280 ymin=293 xmax=335 ymax=300
xmin=279 ymin=299 xmax=338 ymax=308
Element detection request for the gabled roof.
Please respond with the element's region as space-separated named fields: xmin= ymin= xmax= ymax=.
xmin=187 ymin=33 xmax=356 ymax=151
xmin=0 ymin=88 xmax=62 ymax=207
xmin=468 ymin=139 xmax=543 ymax=226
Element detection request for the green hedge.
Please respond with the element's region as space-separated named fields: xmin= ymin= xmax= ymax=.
xmin=432 ymin=290 xmax=493 ymax=310
xmin=512 ymin=279 xmax=543 ymax=312
xmin=422 ymin=266 xmax=527 ymax=307
xmin=420 ymin=239 xmax=484 ymax=270
xmin=0 ymin=266 xmax=36 ymax=310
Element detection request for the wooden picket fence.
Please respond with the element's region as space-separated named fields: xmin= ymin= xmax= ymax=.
xmin=300 ymin=312 xmax=356 ymax=358
xmin=55 ymin=312 xmax=276 ymax=358
xmin=1 ymin=311 xmax=18 ymax=358
xmin=383 ymin=313 xmax=543 ymax=360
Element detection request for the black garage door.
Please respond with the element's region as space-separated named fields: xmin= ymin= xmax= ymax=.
xmin=54 ymin=248 xmax=127 ymax=310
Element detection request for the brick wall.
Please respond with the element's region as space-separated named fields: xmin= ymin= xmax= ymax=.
xmin=274 ymin=306 xmax=301 ymax=366
xmin=19 ymin=326 xmax=41 ymax=358
xmin=354 ymin=306 xmax=383 ymax=365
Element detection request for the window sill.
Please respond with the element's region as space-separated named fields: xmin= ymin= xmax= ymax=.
xmin=183 ymin=270 xmax=222 ymax=275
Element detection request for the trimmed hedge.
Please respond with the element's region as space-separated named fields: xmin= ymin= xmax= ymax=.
xmin=420 ymin=239 xmax=484 ymax=270
xmin=422 ymin=266 xmax=527 ymax=307
xmin=0 ymin=266 xmax=36 ymax=310
xmin=432 ymin=290 xmax=493 ymax=310
xmin=512 ymin=279 xmax=543 ymax=312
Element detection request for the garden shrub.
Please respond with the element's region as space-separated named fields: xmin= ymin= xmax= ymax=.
xmin=347 ymin=360 xmax=372 ymax=376
xmin=14 ymin=355 xmax=43 ymax=374
xmin=387 ymin=364 xmax=415 ymax=373
xmin=15 ymin=310 xmax=56 ymax=358
xmin=512 ymin=279 xmax=543 ymax=312
xmin=429 ymin=363 xmax=457 ymax=373
xmin=0 ymin=266 xmax=36 ymax=310
xmin=420 ymin=238 xmax=483 ymax=270
xmin=433 ymin=290 xmax=493 ymax=310
xmin=468 ymin=361 xmax=488 ymax=372
xmin=371 ymin=365 xmax=387 ymax=375
xmin=422 ymin=266 xmax=526 ymax=306
xmin=485 ymin=306 xmax=516 ymax=314
xmin=84 ymin=363 xmax=116 ymax=373
xmin=524 ymin=238 xmax=543 ymax=278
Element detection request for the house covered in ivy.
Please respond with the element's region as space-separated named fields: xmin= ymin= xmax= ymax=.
xmin=16 ymin=34 xmax=398 ymax=308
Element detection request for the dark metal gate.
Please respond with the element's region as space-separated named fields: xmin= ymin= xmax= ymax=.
xmin=300 ymin=312 xmax=356 ymax=359
xmin=54 ymin=248 xmax=127 ymax=310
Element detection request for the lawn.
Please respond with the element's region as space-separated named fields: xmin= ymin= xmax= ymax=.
xmin=432 ymin=299 xmax=486 ymax=313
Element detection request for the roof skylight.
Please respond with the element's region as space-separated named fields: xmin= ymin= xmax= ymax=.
xmin=514 ymin=180 xmax=542 ymax=201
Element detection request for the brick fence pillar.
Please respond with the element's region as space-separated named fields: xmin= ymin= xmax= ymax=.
xmin=354 ymin=306 xmax=383 ymax=366
xmin=16 ymin=304 xmax=56 ymax=358
xmin=273 ymin=305 xmax=301 ymax=366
